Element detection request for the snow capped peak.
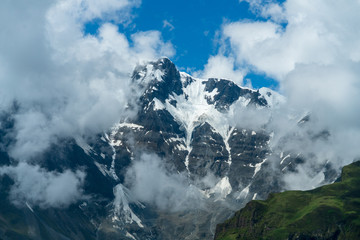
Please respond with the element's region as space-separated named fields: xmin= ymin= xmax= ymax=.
xmin=259 ymin=87 xmax=286 ymax=108
xmin=133 ymin=58 xmax=178 ymax=83
xmin=131 ymin=58 xmax=286 ymax=176
xmin=133 ymin=61 xmax=165 ymax=86
xmin=132 ymin=58 xmax=286 ymax=110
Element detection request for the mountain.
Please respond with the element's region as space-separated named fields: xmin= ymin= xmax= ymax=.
xmin=214 ymin=160 xmax=360 ymax=240
xmin=0 ymin=58 xmax=340 ymax=239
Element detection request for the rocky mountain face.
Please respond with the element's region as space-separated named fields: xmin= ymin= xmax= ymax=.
xmin=214 ymin=161 xmax=360 ymax=240
xmin=0 ymin=58 xmax=339 ymax=239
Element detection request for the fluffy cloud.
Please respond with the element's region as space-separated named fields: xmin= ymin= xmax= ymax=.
xmin=0 ymin=0 xmax=174 ymax=207
xmin=214 ymin=0 xmax=360 ymax=189
xmin=226 ymin=0 xmax=360 ymax=80
xmin=0 ymin=0 xmax=174 ymax=161
xmin=239 ymin=0 xmax=286 ymax=22
xmin=197 ymin=55 xmax=245 ymax=85
xmin=125 ymin=153 xmax=204 ymax=211
xmin=0 ymin=163 xmax=86 ymax=208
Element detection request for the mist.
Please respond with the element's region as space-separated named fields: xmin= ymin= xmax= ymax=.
xmin=0 ymin=0 xmax=174 ymax=161
xmin=125 ymin=153 xmax=205 ymax=211
xmin=0 ymin=0 xmax=173 ymax=208
xmin=0 ymin=162 xmax=86 ymax=208
xmin=201 ymin=0 xmax=360 ymax=190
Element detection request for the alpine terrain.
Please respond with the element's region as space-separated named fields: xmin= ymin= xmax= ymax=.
xmin=214 ymin=161 xmax=360 ymax=240
xmin=0 ymin=58 xmax=342 ymax=239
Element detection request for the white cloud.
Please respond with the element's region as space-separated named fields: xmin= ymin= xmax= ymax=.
xmin=225 ymin=0 xmax=360 ymax=129
xmin=197 ymin=55 xmax=245 ymax=85
xmin=0 ymin=163 xmax=86 ymax=208
xmin=0 ymin=0 xmax=174 ymax=161
xmin=163 ymin=20 xmax=175 ymax=31
xmin=239 ymin=0 xmax=286 ymax=22
xmin=227 ymin=0 xmax=360 ymax=80
xmin=125 ymin=153 xmax=204 ymax=211
xmin=131 ymin=30 xmax=175 ymax=59
xmin=0 ymin=0 xmax=174 ymax=207
xmin=216 ymin=0 xmax=360 ymax=189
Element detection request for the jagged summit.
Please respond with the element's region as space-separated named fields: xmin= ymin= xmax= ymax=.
xmin=71 ymin=57 xmax=295 ymax=239
xmin=133 ymin=58 xmax=181 ymax=89
xmin=132 ymin=57 xmax=284 ymax=112
xmin=0 ymin=57 xmax=331 ymax=240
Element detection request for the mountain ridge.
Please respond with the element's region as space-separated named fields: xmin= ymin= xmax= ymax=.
xmin=0 ymin=58 xmax=341 ymax=239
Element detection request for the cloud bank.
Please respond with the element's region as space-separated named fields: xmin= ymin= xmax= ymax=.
xmin=125 ymin=153 xmax=204 ymax=211
xmin=0 ymin=0 xmax=174 ymax=161
xmin=0 ymin=0 xmax=174 ymax=207
xmin=0 ymin=163 xmax=85 ymax=208
xmin=206 ymin=0 xmax=360 ymax=189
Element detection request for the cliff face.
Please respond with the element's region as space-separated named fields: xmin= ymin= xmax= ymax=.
xmin=214 ymin=161 xmax=360 ymax=240
xmin=0 ymin=58 xmax=343 ymax=240
xmin=0 ymin=58 xmax=289 ymax=240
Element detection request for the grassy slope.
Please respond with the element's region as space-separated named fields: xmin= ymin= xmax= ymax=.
xmin=214 ymin=161 xmax=360 ymax=240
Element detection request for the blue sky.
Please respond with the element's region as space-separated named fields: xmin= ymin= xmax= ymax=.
xmin=84 ymin=0 xmax=279 ymax=89
xmin=134 ymin=0 xmax=254 ymax=68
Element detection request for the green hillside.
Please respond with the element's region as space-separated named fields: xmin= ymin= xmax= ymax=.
xmin=214 ymin=161 xmax=360 ymax=240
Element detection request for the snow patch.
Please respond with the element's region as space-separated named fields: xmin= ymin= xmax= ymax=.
xmin=126 ymin=232 xmax=137 ymax=240
xmin=138 ymin=64 xmax=165 ymax=85
xmin=253 ymin=158 xmax=267 ymax=177
xmin=112 ymin=184 xmax=144 ymax=228
xmin=94 ymin=162 xmax=108 ymax=177
xmin=165 ymin=76 xmax=236 ymax=174
xmin=237 ymin=185 xmax=250 ymax=200
xmin=224 ymin=127 xmax=235 ymax=165
xmin=105 ymin=132 xmax=119 ymax=181
xmin=26 ymin=202 xmax=34 ymax=213
xmin=115 ymin=123 xmax=144 ymax=130
xmin=252 ymin=193 xmax=258 ymax=200
xmin=204 ymin=87 xmax=219 ymax=102
xmin=206 ymin=176 xmax=232 ymax=200
xmin=280 ymin=154 xmax=291 ymax=165
xmin=176 ymin=143 xmax=187 ymax=151
xmin=153 ymin=98 xmax=165 ymax=111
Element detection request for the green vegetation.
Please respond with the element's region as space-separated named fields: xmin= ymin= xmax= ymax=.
xmin=214 ymin=161 xmax=360 ymax=240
